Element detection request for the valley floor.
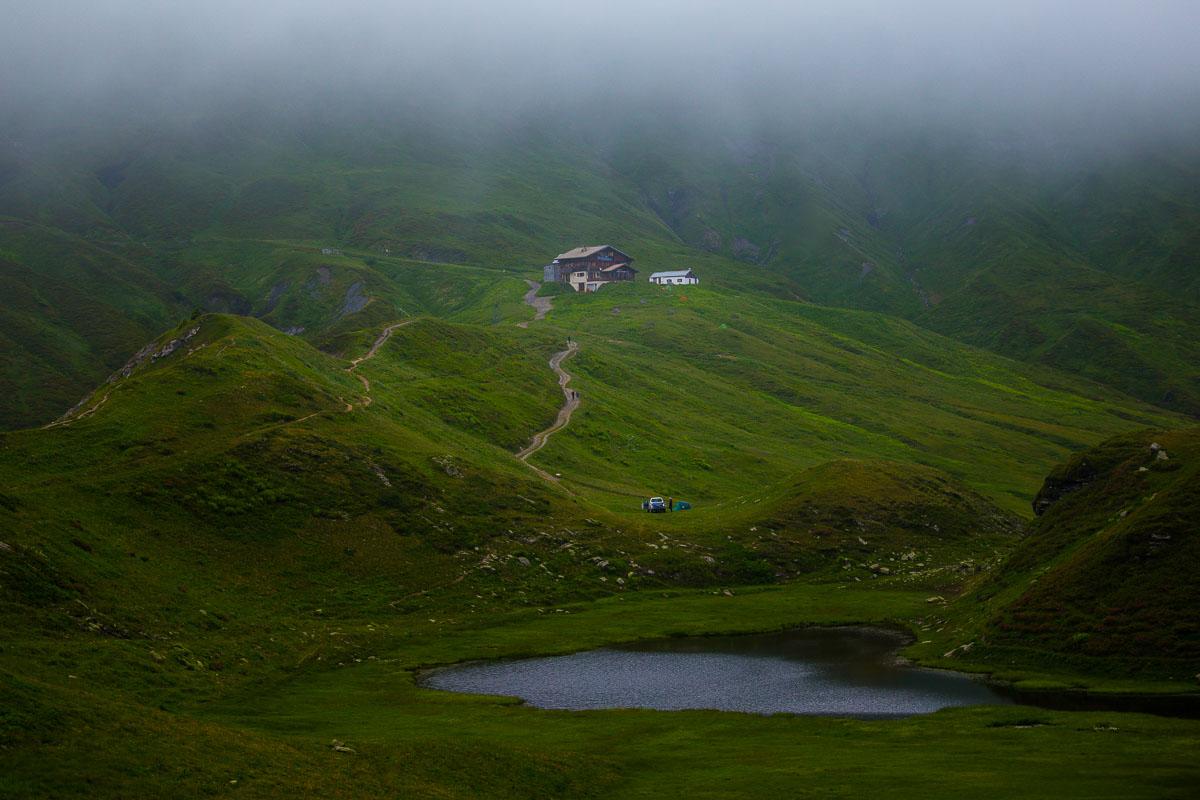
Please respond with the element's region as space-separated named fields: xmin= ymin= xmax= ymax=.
xmin=4 ymin=583 xmax=1199 ymax=799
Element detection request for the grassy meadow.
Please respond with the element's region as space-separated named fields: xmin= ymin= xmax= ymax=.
xmin=1 ymin=261 xmax=1198 ymax=797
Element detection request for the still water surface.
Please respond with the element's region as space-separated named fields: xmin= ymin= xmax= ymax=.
xmin=423 ymin=627 xmax=1011 ymax=717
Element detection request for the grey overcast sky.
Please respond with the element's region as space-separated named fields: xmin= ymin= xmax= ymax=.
xmin=4 ymin=1 xmax=1200 ymax=130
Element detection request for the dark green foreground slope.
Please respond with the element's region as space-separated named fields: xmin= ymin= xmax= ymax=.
xmin=1 ymin=300 xmax=1198 ymax=798
xmin=912 ymin=426 xmax=1200 ymax=685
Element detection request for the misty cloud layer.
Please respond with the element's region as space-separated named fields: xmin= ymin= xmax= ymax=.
xmin=5 ymin=1 xmax=1200 ymax=141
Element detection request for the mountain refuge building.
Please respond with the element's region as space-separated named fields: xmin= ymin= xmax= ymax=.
xmin=544 ymin=245 xmax=637 ymax=292
xmin=649 ymin=269 xmax=699 ymax=286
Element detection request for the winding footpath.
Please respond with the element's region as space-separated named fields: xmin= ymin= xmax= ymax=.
xmin=513 ymin=279 xmax=581 ymax=485
xmin=346 ymin=319 xmax=414 ymax=405
xmin=515 ymin=280 xmax=553 ymax=328
xmin=240 ymin=319 xmax=413 ymax=439
xmin=516 ymin=341 xmax=580 ymax=463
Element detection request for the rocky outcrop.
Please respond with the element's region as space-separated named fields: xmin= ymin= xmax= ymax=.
xmin=1032 ymin=457 xmax=1099 ymax=515
xmin=339 ymin=281 xmax=369 ymax=317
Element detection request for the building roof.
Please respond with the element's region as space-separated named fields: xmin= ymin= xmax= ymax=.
xmin=600 ymin=263 xmax=637 ymax=273
xmin=650 ymin=270 xmax=695 ymax=278
xmin=555 ymin=245 xmax=633 ymax=261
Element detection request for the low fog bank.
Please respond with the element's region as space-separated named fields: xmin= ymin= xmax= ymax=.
xmin=3 ymin=1 xmax=1200 ymax=159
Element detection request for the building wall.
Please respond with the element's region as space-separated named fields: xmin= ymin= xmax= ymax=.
xmin=550 ymin=247 xmax=633 ymax=283
xmin=603 ymin=266 xmax=637 ymax=282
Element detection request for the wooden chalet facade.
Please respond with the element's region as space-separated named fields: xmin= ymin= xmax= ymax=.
xmin=544 ymin=245 xmax=637 ymax=292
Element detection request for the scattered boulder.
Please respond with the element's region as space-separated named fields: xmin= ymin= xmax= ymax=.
xmin=432 ymin=456 xmax=461 ymax=477
xmin=171 ymin=645 xmax=205 ymax=671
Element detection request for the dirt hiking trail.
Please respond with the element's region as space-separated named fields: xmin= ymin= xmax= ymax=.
xmin=516 ymin=341 xmax=580 ymax=466
xmin=346 ymin=319 xmax=414 ymax=402
xmin=516 ymin=280 xmax=553 ymax=328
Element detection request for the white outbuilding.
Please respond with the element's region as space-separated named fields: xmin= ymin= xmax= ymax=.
xmin=649 ymin=269 xmax=699 ymax=286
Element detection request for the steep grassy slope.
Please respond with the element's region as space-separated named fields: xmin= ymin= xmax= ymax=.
xmin=0 ymin=311 xmax=1034 ymax=726
xmin=1 ymin=309 xmax=1197 ymax=798
xmin=0 ymin=227 xmax=542 ymax=429
xmin=906 ymin=427 xmax=1200 ymax=685
xmin=538 ymin=282 xmax=1179 ymax=514
xmin=0 ymin=219 xmax=186 ymax=428
xmin=4 ymin=113 xmax=1198 ymax=422
xmin=0 ymin=297 xmax=1181 ymax=666
xmin=608 ymin=127 xmax=1200 ymax=415
xmin=994 ymin=429 xmax=1199 ymax=660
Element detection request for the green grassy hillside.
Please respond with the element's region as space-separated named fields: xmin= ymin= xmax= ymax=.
xmin=607 ymin=127 xmax=1200 ymax=415
xmin=1 ymin=302 xmax=1197 ymax=797
xmin=3 ymin=114 xmax=1199 ymax=424
xmin=2 ymin=109 xmax=1200 ymax=798
xmin=0 ymin=219 xmax=186 ymax=428
xmin=907 ymin=427 xmax=1200 ymax=685
xmin=540 ymin=282 xmax=1179 ymax=514
xmin=0 ymin=311 xmax=1194 ymax=796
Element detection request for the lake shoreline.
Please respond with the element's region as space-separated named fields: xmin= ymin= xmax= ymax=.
xmin=416 ymin=622 xmax=1200 ymax=718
